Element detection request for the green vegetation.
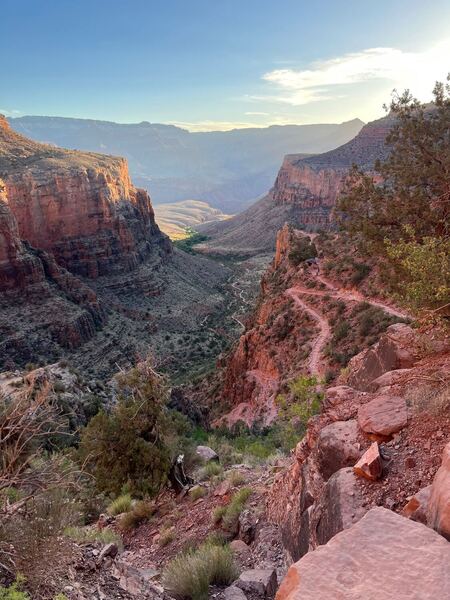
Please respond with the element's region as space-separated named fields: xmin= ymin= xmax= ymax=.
xmin=288 ymin=236 xmax=318 ymax=266
xmin=159 ymin=526 xmax=176 ymax=547
xmin=227 ymin=470 xmax=246 ymax=486
xmin=163 ymin=542 xmax=237 ymax=600
xmin=78 ymin=359 xmax=187 ymax=497
xmin=336 ymin=78 xmax=450 ymax=312
xmin=190 ymin=485 xmax=207 ymax=501
xmin=173 ymin=227 xmax=209 ymax=254
xmin=217 ymin=487 xmax=252 ymax=532
xmin=64 ymin=526 xmax=122 ymax=548
xmin=107 ymin=493 xmax=132 ymax=516
xmin=0 ymin=576 xmax=29 ymax=600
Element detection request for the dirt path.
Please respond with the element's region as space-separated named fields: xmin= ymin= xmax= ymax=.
xmin=285 ymin=270 xmax=409 ymax=376
xmin=285 ymin=288 xmax=331 ymax=376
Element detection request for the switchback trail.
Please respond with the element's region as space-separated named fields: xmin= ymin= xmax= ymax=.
xmin=285 ymin=271 xmax=409 ymax=376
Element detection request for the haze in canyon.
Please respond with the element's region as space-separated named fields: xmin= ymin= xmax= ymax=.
xmin=0 ymin=2 xmax=449 ymax=600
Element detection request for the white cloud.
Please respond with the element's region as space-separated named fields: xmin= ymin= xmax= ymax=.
xmin=0 ymin=108 xmax=21 ymax=116
xmin=169 ymin=119 xmax=263 ymax=132
xmin=244 ymin=111 xmax=270 ymax=116
xmin=257 ymin=40 xmax=450 ymax=106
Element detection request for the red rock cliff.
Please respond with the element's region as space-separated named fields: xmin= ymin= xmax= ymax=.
xmin=272 ymin=116 xmax=393 ymax=227
xmin=0 ymin=114 xmax=171 ymax=278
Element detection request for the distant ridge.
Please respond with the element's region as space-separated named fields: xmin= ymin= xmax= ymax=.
xmin=9 ymin=116 xmax=364 ymax=212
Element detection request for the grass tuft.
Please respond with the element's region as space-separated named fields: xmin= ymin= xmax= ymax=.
xmin=107 ymin=493 xmax=132 ymax=516
xmin=163 ymin=542 xmax=237 ymax=600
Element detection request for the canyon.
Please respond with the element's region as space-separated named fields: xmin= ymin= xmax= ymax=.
xmin=199 ymin=115 xmax=393 ymax=256
xmin=0 ymin=115 xmax=230 ymax=378
xmin=9 ymin=116 xmax=364 ymax=213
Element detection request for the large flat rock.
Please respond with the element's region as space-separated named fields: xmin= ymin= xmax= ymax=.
xmin=428 ymin=441 xmax=450 ymax=540
xmin=276 ymin=507 xmax=450 ymax=600
xmin=358 ymin=394 xmax=407 ymax=436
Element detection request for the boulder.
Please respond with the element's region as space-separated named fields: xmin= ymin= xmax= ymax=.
xmin=353 ymin=442 xmax=383 ymax=481
xmin=98 ymin=542 xmax=119 ymax=562
xmin=235 ymin=569 xmax=278 ymax=599
xmin=230 ymin=539 xmax=252 ymax=559
xmin=238 ymin=509 xmax=259 ymax=544
xmin=276 ymin=507 xmax=450 ymax=600
xmin=402 ymin=485 xmax=432 ymax=524
xmin=346 ymin=324 xmax=417 ymax=391
xmin=224 ymin=586 xmax=248 ymax=600
xmin=358 ymin=394 xmax=407 ymax=437
xmin=316 ymin=419 xmax=361 ymax=480
xmin=312 ymin=467 xmax=367 ymax=547
xmin=427 ymin=441 xmax=450 ymax=540
xmin=196 ymin=445 xmax=219 ymax=463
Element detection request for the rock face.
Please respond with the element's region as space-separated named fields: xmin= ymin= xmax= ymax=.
xmin=0 ymin=114 xmax=170 ymax=278
xmin=0 ymin=114 xmax=229 ymax=376
xmin=275 ymin=507 xmax=450 ymax=600
xmin=427 ymin=441 xmax=450 ymax=540
xmin=272 ymin=116 xmax=392 ymax=228
xmin=199 ymin=116 xmax=392 ymax=255
xmin=357 ymin=394 xmax=408 ymax=437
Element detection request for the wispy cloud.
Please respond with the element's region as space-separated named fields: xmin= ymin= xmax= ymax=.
xmin=244 ymin=111 xmax=270 ymax=116
xmin=0 ymin=108 xmax=22 ymax=116
xmin=255 ymin=40 xmax=450 ymax=106
xmin=169 ymin=119 xmax=264 ymax=132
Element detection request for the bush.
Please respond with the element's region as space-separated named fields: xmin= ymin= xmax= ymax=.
xmin=212 ymin=505 xmax=227 ymax=524
xmin=190 ymin=486 xmax=207 ymax=501
xmin=64 ymin=526 xmax=122 ymax=548
xmin=227 ymin=470 xmax=245 ymax=486
xmin=222 ymin=488 xmax=252 ymax=532
xmin=163 ymin=542 xmax=237 ymax=600
xmin=0 ymin=576 xmax=29 ymax=600
xmin=159 ymin=526 xmax=175 ymax=547
xmin=78 ymin=359 xmax=174 ymax=497
xmin=288 ymin=237 xmax=317 ymax=266
xmin=203 ymin=462 xmax=222 ymax=478
xmin=107 ymin=493 xmax=132 ymax=516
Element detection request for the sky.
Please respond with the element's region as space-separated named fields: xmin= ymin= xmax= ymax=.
xmin=1 ymin=0 xmax=449 ymax=131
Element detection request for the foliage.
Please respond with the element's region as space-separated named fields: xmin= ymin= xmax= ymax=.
xmin=221 ymin=487 xmax=252 ymax=532
xmin=159 ymin=526 xmax=176 ymax=547
xmin=78 ymin=359 xmax=175 ymax=497
xmin=227 ymin=470 xmax=245 ymax=486
xmin=212 ymin=505 xmax=227 ymax=524
xmin=335 ymin=78 xmax=450 ymax=311
xmin=174 ymin=228 xmax=209 ymax=254
xmin=0 ymin=576 xmax=29 ymax=600
xmin=107 ymin=494 xmax=132 ymax=516
xmin=162 ymin=542 xmax=237 ymax=600
xmin=385 ymin=227 xmax=450 ymax=309
xmin=288 ymin=237 xmax=318 ymax=266
xmin=64 ymin=526 xmax=122 ymax=548
xmin=189 ymin=486 xmax=207 ymax=501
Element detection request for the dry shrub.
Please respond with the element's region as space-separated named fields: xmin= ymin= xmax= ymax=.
xmin=162 ymin=542 xmax=237 ymax=600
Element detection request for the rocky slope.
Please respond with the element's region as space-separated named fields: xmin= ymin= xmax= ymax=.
xmin=0 ymin=115 xmax=229 ymax=377
xmin=199 ymin=116 xmax=392 ymax=256
xmin=214 ymin=226 xmax=408 ymax=427
xmin=9 ymin=116 xmax=364 ymax=212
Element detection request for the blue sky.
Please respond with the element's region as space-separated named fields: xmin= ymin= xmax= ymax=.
xmin=1 ymin=0 xmax=449 ymax=130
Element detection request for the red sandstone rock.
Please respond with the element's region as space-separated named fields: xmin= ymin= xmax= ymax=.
xmin=358 ymin=394 xmax=407 ymax=437
xmin=353 ymin=441 xmax=382 ymax=480
xmin=427 ymin=441 xmax=450 ymax=540
xmin=275 ymin=507 xmax=450 ymax=600
xmin=0 ymin=115 xmax=170 ymax=279
xmin=316 ymin=419 xmax=361 ymax=480
xmin=402 ymin=485 xmax=432 ymax=524
xmin=346 ymin=324 xmax=418 ymax=391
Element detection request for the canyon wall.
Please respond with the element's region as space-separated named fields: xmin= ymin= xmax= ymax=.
xmin=0 ymin=114 xmax=171 ymax=278
xmin=271 ymin=116 xmax=393 ymax=226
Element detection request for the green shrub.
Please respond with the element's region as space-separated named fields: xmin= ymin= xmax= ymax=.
xmin=0 ymin=576 xmax=29 ymax=600
xmin=190 ymin=486 xmax=207 ymax=501
xmin=163 ymin=542 xmax=237 ymax=600
xmin=227 ymin=470 xmax=245 ymax=486
xmin=203 ymin=462 xmax=222 ymax=478
xmin=78 ymin=359 xmax=174 ymax=497
xmin=212 ymin=505 xmax=227 ymax=524
xmin=159 ymin=526 xmax=175 ymax=547
xmin=107 ymin=493 xmax=132 ymax=516
xmin=222 ymin=488 xmax=252 ymax=532
xmin=64 ymin=526 xmax=122 ymax=549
